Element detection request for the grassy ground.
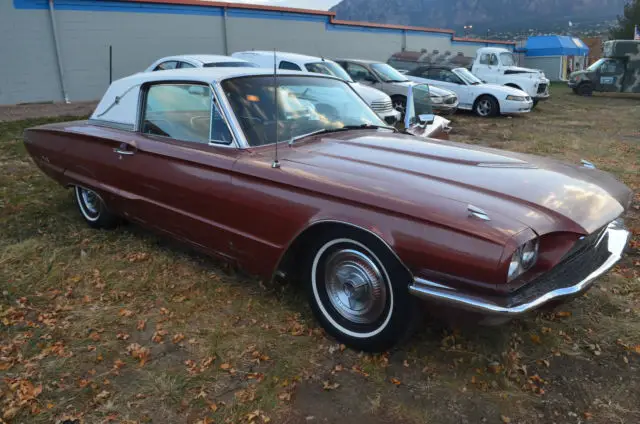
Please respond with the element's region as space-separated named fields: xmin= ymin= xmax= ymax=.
xmin=1 ymin=85 xmax=639 ymax=424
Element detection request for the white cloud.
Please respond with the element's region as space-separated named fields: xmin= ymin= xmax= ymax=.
xmin=204 ymin=0 xmax=341 ymax=11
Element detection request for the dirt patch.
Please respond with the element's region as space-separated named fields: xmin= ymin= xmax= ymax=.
xmin=0 ymin=101 xmax=97 ymax=122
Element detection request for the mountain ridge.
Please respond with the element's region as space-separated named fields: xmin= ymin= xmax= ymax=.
xmin=330 ymin=0 xmax=626 ymax=33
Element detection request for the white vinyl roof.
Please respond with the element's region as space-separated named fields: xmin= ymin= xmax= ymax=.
xmin=233 ymin=50 xmax=328 ymax=65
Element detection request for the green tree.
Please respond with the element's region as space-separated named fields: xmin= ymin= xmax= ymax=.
xmin=609 ymin=0 xmax=640 ymax=39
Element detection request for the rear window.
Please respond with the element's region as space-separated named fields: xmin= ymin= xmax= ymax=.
xmin=203 ymin=62 xmax=259 ymax=68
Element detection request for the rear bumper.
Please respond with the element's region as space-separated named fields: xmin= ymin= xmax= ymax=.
xmin=409 ymin=221 xmax=630 ymax=316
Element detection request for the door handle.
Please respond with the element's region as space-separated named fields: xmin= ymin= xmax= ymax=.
xmin=113 ymin=141 xmax=137 ymax=156
xmin=113 ymin=148 xmax=134 ymax=156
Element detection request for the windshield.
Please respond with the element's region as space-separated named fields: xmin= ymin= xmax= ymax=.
xmin=370 ymin=63 xmax=409 ymax=82
xmin=204 ymin=62 xmax=259 ymax=68
xmin=499 ymin=52 xmax=516 ymax=67
xmin=586 ymin=58 xmax=606 ymax=72
xmin=305 ymin=61 xmax=354 ymax=82
xmin=453 ymin=68 xmax=482 ymax=85
xmin=221 ymin=76 xmax=385 ymax=147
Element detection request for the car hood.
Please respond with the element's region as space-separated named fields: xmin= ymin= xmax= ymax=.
xmin=349 ymin=82 xmax=391 ymax=103
xmin=282 ymin=132 xmax=631 ymax=236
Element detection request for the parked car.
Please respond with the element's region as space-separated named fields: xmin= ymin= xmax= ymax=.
xmin=387 ymin=48 xmax=550 ymax=107
xmin=24 ymin=68 xmax=632 ymax=352
xmin=145 ymin=54 xmax=259 ymax=71
xmin=333 ymin=58 xmax=459 ymax=117
xmin=404 ymin=64 xmax=533 ymax=117
xmin=231 ymin=51 xmax=401 ymax=125
xmin=569 ymin=40 xmax=640 ymax=96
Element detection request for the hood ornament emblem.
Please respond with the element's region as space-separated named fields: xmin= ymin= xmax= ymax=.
xmin=581 ymin=159 xmax=596 ymax=169
xmin=468 ymin=205 xmax=491 ymax=221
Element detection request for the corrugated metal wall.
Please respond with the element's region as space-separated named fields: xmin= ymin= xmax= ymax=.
xmin=1 ymin=0 xmax=515 ymax=105
xmin=524 ymin=56 xmax=562 ymax=81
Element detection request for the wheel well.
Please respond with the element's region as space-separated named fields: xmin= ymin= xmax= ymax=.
xmin=504 ymin=83 xmax=522 ymax=90
xmin=472 ymin=94 xmax=500 ymax=114
xmin=273 ymin=221 xmax=411 ymax=284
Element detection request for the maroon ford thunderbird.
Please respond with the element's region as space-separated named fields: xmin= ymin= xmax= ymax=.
xmin=24 ymin=68 xmax=632 ymax=352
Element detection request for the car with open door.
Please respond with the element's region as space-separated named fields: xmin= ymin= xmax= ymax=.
xmin=333 ymin=58 xmax=459 ymax=117
xmin=23 ymin=68 xmax=632 ymax=352
xmin=405 ymin=64 xmax=533 ymax=117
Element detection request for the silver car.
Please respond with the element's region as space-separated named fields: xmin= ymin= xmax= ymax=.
xmin=333 ymin=58 xmax=459 ymax=116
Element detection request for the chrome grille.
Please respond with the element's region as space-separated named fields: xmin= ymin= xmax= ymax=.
xmin=370 ymin=100 xmax=393 ymax=113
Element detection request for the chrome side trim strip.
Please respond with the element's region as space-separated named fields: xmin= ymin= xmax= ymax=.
xmin=409 ymin=223 xmax=630 ymax=316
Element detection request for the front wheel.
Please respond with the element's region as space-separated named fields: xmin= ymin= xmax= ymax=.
xmin=74 ymin=186 xmax=119 ymax=229
xmin=474 ymin=95 xmax=499 ymax=117
xmin=577 ymin=83 xmax=593 ymax=96
xmin=306 ymin=231 xmax=420 ymax=352
xmin=392 ymin=96 xmax=407 ymax=121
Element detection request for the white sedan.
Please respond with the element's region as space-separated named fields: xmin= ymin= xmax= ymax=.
xmin=404 ymin=65 xmax=533 ymax=117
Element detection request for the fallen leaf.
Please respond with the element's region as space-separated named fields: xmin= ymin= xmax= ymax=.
xmin=220 ymin=363 xmax=231 ymax=370
xmin=390 ymin=377 xmax=401 ymax=386
xmin=322 ymin=381 xmax=340 ymax=391
xmin=501 ymin=415 xmax=511 ymax=424
xmin=116 ymin=332 xmax=130 ymax=340
xmin=584 ymin=412 xmax=593 ymax=420
xmin=172 ymin=333 xmax=185 ymax=344
xmin=278 ymin=392 xmax=292 ymax=402
xmin=137 ymin=320 xmax=146 ymax=331
xmin=403 ymin=360 xmax=410 ymax=368
xmin=119 ymin=309 xmax=135 ymax=317
xmin=555 ymin=311 xmax=572 ymax=318
xmin=530 ymin=334 xmax=541 ymax=344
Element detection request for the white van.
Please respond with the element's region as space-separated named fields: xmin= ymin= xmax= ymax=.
xmin=232 ymin=51 xmax=401 ymax=125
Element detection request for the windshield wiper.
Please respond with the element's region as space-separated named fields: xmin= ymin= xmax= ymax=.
xmin=288 ymin=124 xmax=395 ymax=145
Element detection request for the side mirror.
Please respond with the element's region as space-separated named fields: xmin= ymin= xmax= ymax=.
xmin=418 ymin=114 xmax=435 ymax=125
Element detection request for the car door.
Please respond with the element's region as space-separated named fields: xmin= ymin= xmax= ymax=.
xmin=474 ymin=53 xmax=498 ymax=83
xmin=113 ymin=82 xmax=241 ymax=258
xmin=596 ymin=59 xmax=625 ymax=92
xmin=429 ymin=69 xmax=471 ymax=107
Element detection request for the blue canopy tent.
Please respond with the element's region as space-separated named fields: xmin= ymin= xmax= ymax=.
xmin=523 ymin=36 xmax=590 ymax=81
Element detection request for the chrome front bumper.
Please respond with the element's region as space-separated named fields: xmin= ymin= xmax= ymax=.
xmin=409 ymin=222 xmax=630 ymax=316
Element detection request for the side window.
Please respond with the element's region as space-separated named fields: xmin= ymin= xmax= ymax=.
xmin=179 ymin=61 xmax=196 ymax=69
xmin=479 ymin=54 xmax=490 ymax=65
xmin=601 ymin=60 xmax=621 ymax=74
xmin=345 ymin=63 xmax=375 ymax=82
xmin=427 ymin=68 xmax=443 ymax=80
xmin=153 ymin=61 xmax=178 ymax=71
xmin=489 ymin=54 xmax=499 ymax=66
xmin=142 ymin=83 xmax=231 ymax=144
xmin=441 ymin=70 xmax=462 ymax=84
xmin=279 ymin=61 xmax=301 ymax=71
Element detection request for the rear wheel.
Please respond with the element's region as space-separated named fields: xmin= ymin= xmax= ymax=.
xmin=306 ymin=229 xmax=420 ymax=352
xmin=474 ymin=95 xmax=499 ymax=117
xmin=74 ymin=186 xmax=119 ymax=229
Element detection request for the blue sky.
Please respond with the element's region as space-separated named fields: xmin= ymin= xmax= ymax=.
xmin=213 ymin=0 xmax=341 ymax=10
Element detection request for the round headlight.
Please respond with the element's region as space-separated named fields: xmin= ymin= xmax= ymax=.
xmin=508 ymin=251 xmax=522 ymax=281
xmin=521 ymin=239 xmax=539 ymax=269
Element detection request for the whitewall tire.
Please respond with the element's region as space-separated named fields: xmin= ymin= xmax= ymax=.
xmin=306 ymin=229 xmax=420 ymax=352
xmin=74 ymin=186 xmax=119 ymax=229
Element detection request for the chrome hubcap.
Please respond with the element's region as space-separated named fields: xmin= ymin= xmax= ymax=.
xmin=80 ymin=188 xmax=99 ymax=216
xmin=324 ymin=249 xmax=387 ymax=324
xmin=477 ymin=100 xmax=492 ymax=116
